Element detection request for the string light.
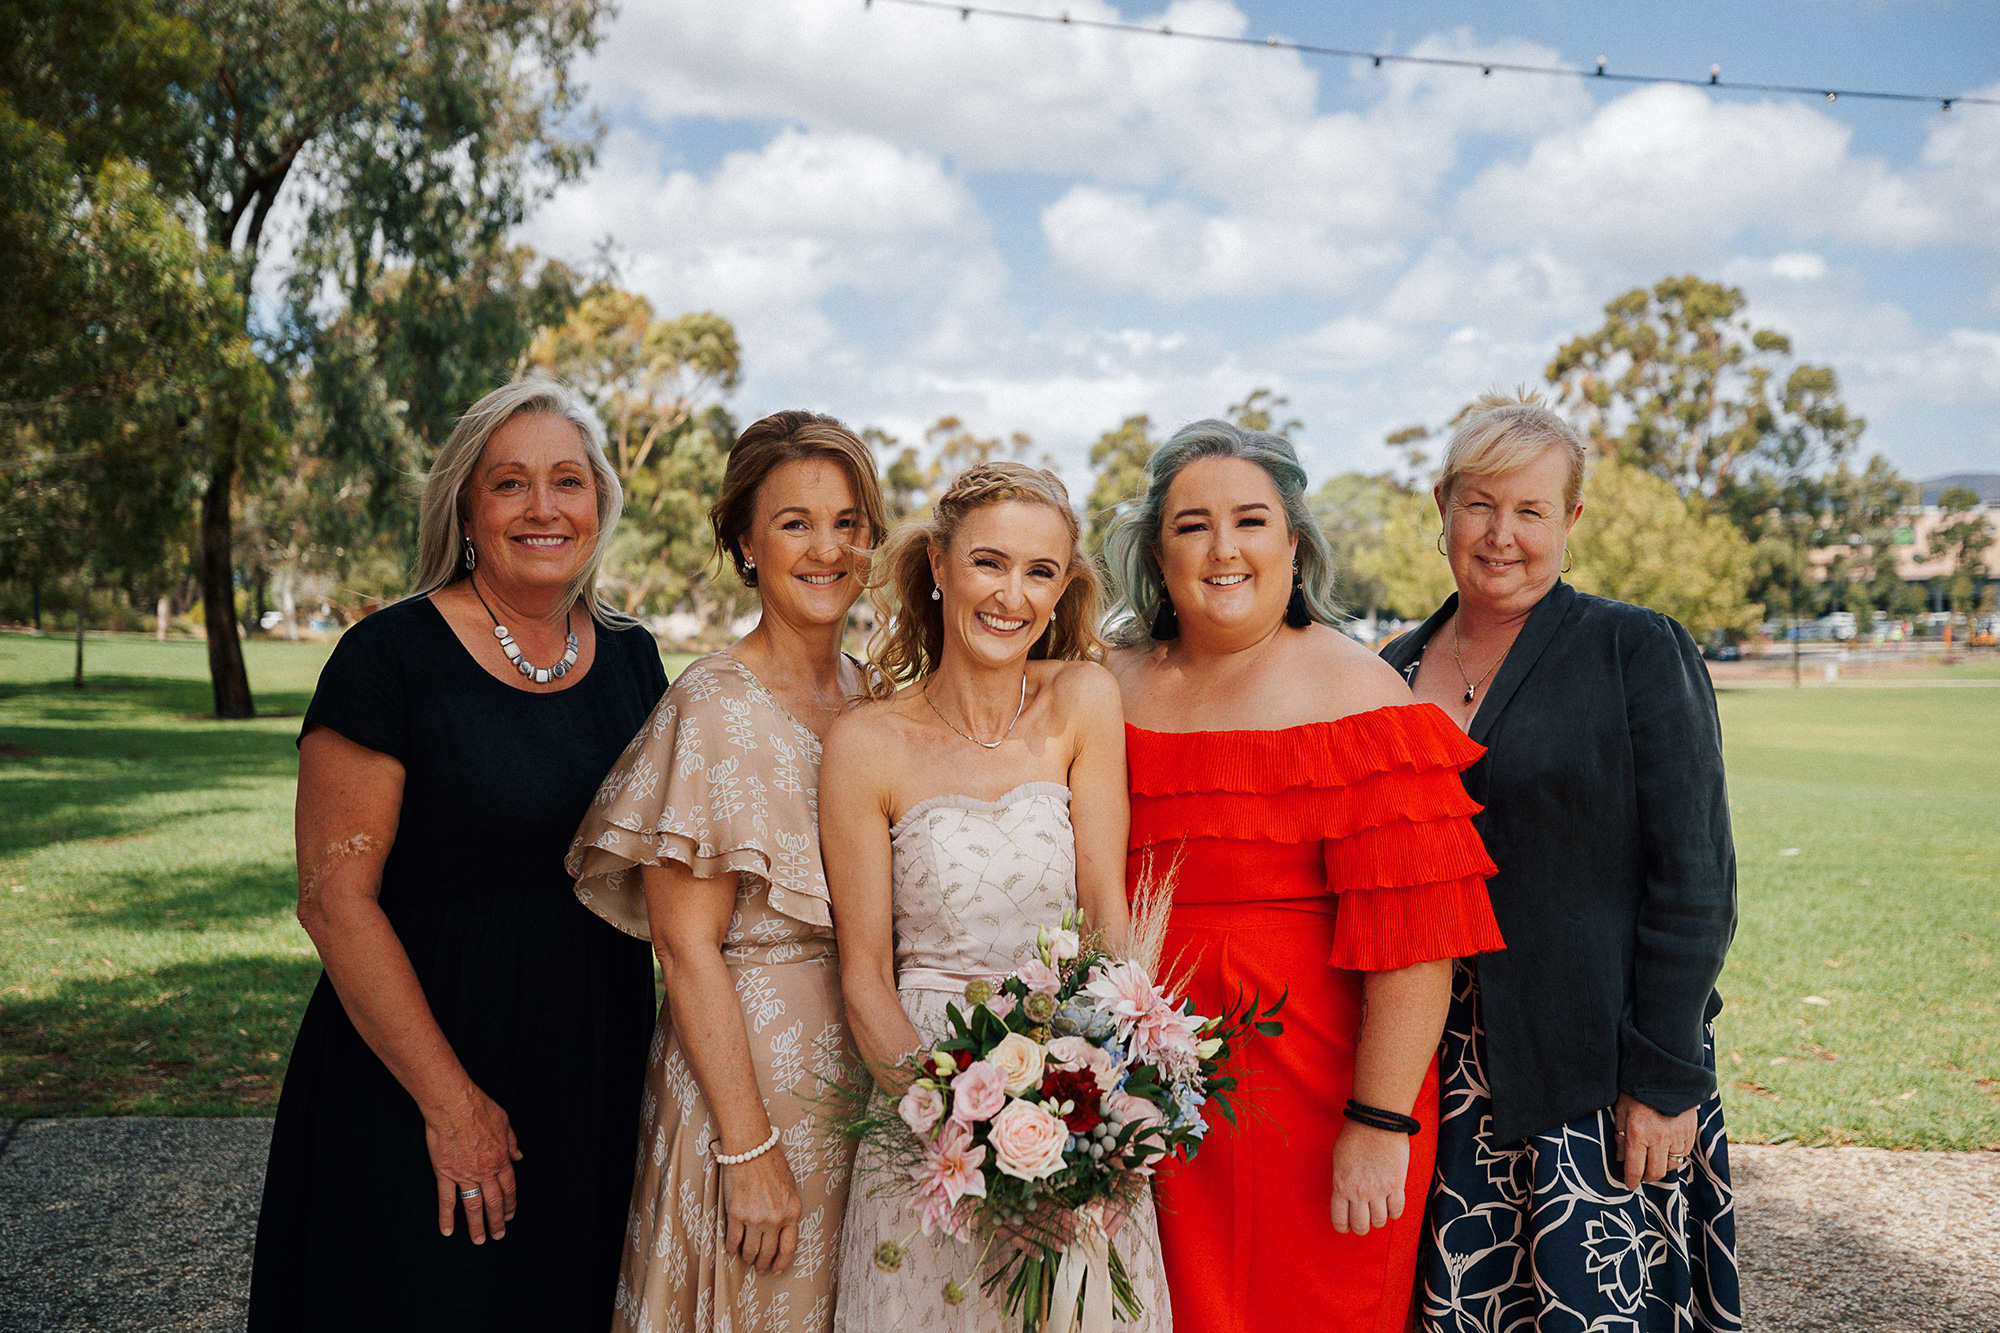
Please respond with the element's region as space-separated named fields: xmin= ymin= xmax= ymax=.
xmin=863 ymin=0 xmax=1996 ymax=112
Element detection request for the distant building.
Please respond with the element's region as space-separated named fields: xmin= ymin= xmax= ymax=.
xmin=1804 ymin=472 xmax=1997 ymax=614
xmin=1894 ymin=473 xmax=2000 ymax=585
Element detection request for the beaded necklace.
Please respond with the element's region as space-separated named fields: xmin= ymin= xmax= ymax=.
xmin=471 ymin=577 xmax=578 ymax=684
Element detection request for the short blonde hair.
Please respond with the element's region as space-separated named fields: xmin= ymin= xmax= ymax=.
xmin=1437 ymin=390 xmax=1586 ymax=517
xmin=866 ymin=461 xmax=1104 ymax=694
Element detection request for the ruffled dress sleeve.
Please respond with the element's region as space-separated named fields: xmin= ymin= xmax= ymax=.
xmin=1316 ymin=706 xmax=1504 ymax=970
xmin=1128 ymin=703 xmax=1503 ymax=972
xmin=565 ymin=654 xmax=832 ymax=941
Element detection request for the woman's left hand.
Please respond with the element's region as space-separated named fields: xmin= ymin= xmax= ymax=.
xmin=1613 ymin=1093 xmax=1697 ymax=1189
xmin=1329 ymin=1122 xmax=1409 ymax=1235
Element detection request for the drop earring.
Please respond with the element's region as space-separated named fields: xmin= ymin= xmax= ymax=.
xmin=1285 ymin=561 xmax=1311 ymax=628
xmin=931 ymin=587 xmax=941 ymax=601
xmin=1150 ymin=595 xmax=1180 ymax=641
xmin=462 ymin=535 xmax=477 ymax=571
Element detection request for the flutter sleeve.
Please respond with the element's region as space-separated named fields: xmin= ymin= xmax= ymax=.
xmin=565 ymin=655 xmax=832 ymax=941
xmin=1320 ymin=704 xmax=1505 ymax=971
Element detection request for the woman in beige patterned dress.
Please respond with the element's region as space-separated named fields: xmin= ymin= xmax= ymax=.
xmin=821 ymin=463 xmax=1170 ymax=1333
xmin=569 ymin=411 xmax=888 ymax=1333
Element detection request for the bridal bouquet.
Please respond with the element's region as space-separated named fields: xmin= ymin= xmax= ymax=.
xmin=850 ymin=907 xmax=1284 ymax=1333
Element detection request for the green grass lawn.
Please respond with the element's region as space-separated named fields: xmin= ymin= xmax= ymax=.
xmin=2 ymin=631 xmax=1995 ymax=1147
xmin=0 ymin=631 xmax=695 ymax=1117
xmin=1711 ymin=685 xmax=2000 ymax=1150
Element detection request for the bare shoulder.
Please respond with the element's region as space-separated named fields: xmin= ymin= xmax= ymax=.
xmin=1038 ymin=658 xmax=1122 ymax=714
xmin=1286 ymin=624 xmax=1414 ymax=721
xmin=824 ymin=694 xmax=904 ymax=765
xmin=1102 ymin=643 xmax=1154 ymax=691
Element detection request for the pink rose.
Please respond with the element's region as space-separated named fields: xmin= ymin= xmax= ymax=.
xmin=989 ymin=1098 xmax=1070 ymax=1181
xmin=1046 ymin=1036 xmax=1120 ymax=1092
xmin=1107 ymin=1089 xmax=1165 ymax=1134
xmin=950 ymin=1060 xmax=1008 ymax=1123
xmin=1107 ymin=1090 xmax=1168 ymax=1164
xmin=1016 ymin=957 xmax=1062 ymax=993
xmin=985 ymin=992 xmax=1017 ymax=1020
xmin=898 ymin=1084 xmax=945 ymax=1137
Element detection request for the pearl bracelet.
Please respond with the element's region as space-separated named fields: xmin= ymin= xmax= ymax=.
xmin=714 ymin=1125 xmax=782 ymax=1166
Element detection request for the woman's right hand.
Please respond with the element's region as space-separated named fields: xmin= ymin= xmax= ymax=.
xmin=425 ymin=1084 xmax=522 ymax=1243
xmin=721 ymin=1144 xmax=803 ymax=1273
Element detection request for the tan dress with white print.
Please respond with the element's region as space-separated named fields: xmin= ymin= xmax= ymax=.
xmin=569 ymin=652 xmax=859 ymax=1333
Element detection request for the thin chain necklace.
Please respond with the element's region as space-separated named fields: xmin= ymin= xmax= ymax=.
xmin=924 ymin=671 xmax=1028 ymax=749
xmin=1450 ymin=616 xmax=1509 ymax=706
xmin=471 ymin=576 xmax=578 ymax=684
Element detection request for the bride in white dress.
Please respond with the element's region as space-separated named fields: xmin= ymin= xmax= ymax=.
xmin=821 ymin=462 xmax=1169 ymax=1333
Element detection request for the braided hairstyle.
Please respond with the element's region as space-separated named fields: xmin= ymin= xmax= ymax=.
xmin=865 ymin=461 xmax=1105 ymax=696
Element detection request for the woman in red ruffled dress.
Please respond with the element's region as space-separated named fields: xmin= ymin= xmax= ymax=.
xmin=1104 ymin=419 xmax=1505 ymax=1333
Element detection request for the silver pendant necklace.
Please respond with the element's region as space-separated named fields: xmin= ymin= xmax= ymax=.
xmin=925 ymin=671 xmax=1028 ymax=749
xmin=472 ymin=577 xmax=578 ymax=684
xmin=1450 ymin=617 xmax=1508 ymax=705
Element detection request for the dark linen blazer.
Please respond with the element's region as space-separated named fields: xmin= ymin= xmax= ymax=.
xmin=1382 ymin=581 xmax=1736 ymax=1143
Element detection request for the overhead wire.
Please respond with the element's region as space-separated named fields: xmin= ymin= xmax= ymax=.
xmin=862 ymin=0 xmax=1998 ymax=111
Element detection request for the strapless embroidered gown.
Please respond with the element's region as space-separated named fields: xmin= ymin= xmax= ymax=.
xmin=832 ymin=782 xmax=1171 ymax=1333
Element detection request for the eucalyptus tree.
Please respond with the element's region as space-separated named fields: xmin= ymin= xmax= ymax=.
xmin=166 ymin=0 xmax=610 ymax=715
xmin=1 ymin=0 xmax=257 ymax=678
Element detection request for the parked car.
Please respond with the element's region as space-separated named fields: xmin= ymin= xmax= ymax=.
xmin=1703 ymin=643 xmax=1742 ymax=661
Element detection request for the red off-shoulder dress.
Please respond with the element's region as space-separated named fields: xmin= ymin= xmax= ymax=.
xmin=1126 ymin=704 xmax=1504 ymax=1333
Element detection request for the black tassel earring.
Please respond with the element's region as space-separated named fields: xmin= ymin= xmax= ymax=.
xmin=1150 ymin=595 xmax=1180 ymax=641
xmin=1285 ymin=563 xmax=1311 ymax=628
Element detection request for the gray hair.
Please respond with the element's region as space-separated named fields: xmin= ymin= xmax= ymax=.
xmin=1102 ymin=418 xmax=1341 ymax=646
xmin=410 ymin=377 xmax=635 ymax=627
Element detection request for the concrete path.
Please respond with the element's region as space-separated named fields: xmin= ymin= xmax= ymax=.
xmin=1 ymin=1120 xmax=1996 ymax=1331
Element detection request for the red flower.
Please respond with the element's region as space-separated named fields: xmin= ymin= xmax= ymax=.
xmin=954 ymin=1049 xmax=974 ymax=1071
xmin=1038 ymin=1069 xmax=1103 ymax=1134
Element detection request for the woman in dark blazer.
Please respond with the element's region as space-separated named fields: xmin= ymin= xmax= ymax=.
xmin=1383 ymin=393 xmax=1742 ymax=1333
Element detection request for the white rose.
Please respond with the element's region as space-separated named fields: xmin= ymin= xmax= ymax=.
xmin=987 ymin=1032 xmax=1048 ymax=1096
xmin=989 ymin=1098 xmax=1069 ymax=1181
xmin=1047 ymin=928 xmax=1081 ymax=961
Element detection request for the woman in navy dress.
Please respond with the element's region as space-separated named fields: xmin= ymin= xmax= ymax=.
xmin=249 ymin=379 xmax=666 ymax=1330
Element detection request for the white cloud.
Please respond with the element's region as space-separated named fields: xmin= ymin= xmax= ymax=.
xmin=505 ymin=2 xmax=1999 ymax=483
xmin=1456 ymin=84 xmax=1957 ymax=266
xmin=523 ymin=126 xmax=1003 ymax=380
xmin=1769 ymin=252 xmax=1829 ymax=281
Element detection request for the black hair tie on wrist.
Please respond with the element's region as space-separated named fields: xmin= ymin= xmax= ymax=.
xmin=1343 ymin=1099 xmax=1422 ymax=1135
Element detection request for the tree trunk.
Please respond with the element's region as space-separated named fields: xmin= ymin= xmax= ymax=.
xmin=157 ymin=595 xmax=171 ymax=641
xmin=200 ymin=450 xmax=256 ymax=718
xmin=279 ymin=564 xmax=299 ymax=641
xmin=73 ymin=568 xmax=88 ymax=688
xmin=30 ymin=574 xmax=41 ymax=633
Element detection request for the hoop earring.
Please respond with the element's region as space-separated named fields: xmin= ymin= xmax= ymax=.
xmin=462 ymin=535 xmax=477 ymax=572
xmin=1435 ymin=530 xmax=1447 ymax=558
xmin=1561 ymin=547 xmax=1574 ymax=574
xmin=1285 ymin=563 xmax=1311 ymax=628
xmin=1150 ymin=595 xmax=1180 ymax=641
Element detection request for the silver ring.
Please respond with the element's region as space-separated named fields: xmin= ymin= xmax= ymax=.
xmin=459 ymin=1186 xmax=484 ymax=1200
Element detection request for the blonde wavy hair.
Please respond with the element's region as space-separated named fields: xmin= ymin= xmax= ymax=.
xmin=866 ymin=462 xmax=1104 ymax=696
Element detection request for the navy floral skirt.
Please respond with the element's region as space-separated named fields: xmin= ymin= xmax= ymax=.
xmin=1417 ymin=962 xmax=1742 ymax=1332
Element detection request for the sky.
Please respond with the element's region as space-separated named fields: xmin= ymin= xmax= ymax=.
xmin=513 ymin=0 xmax=2000 ymax=495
